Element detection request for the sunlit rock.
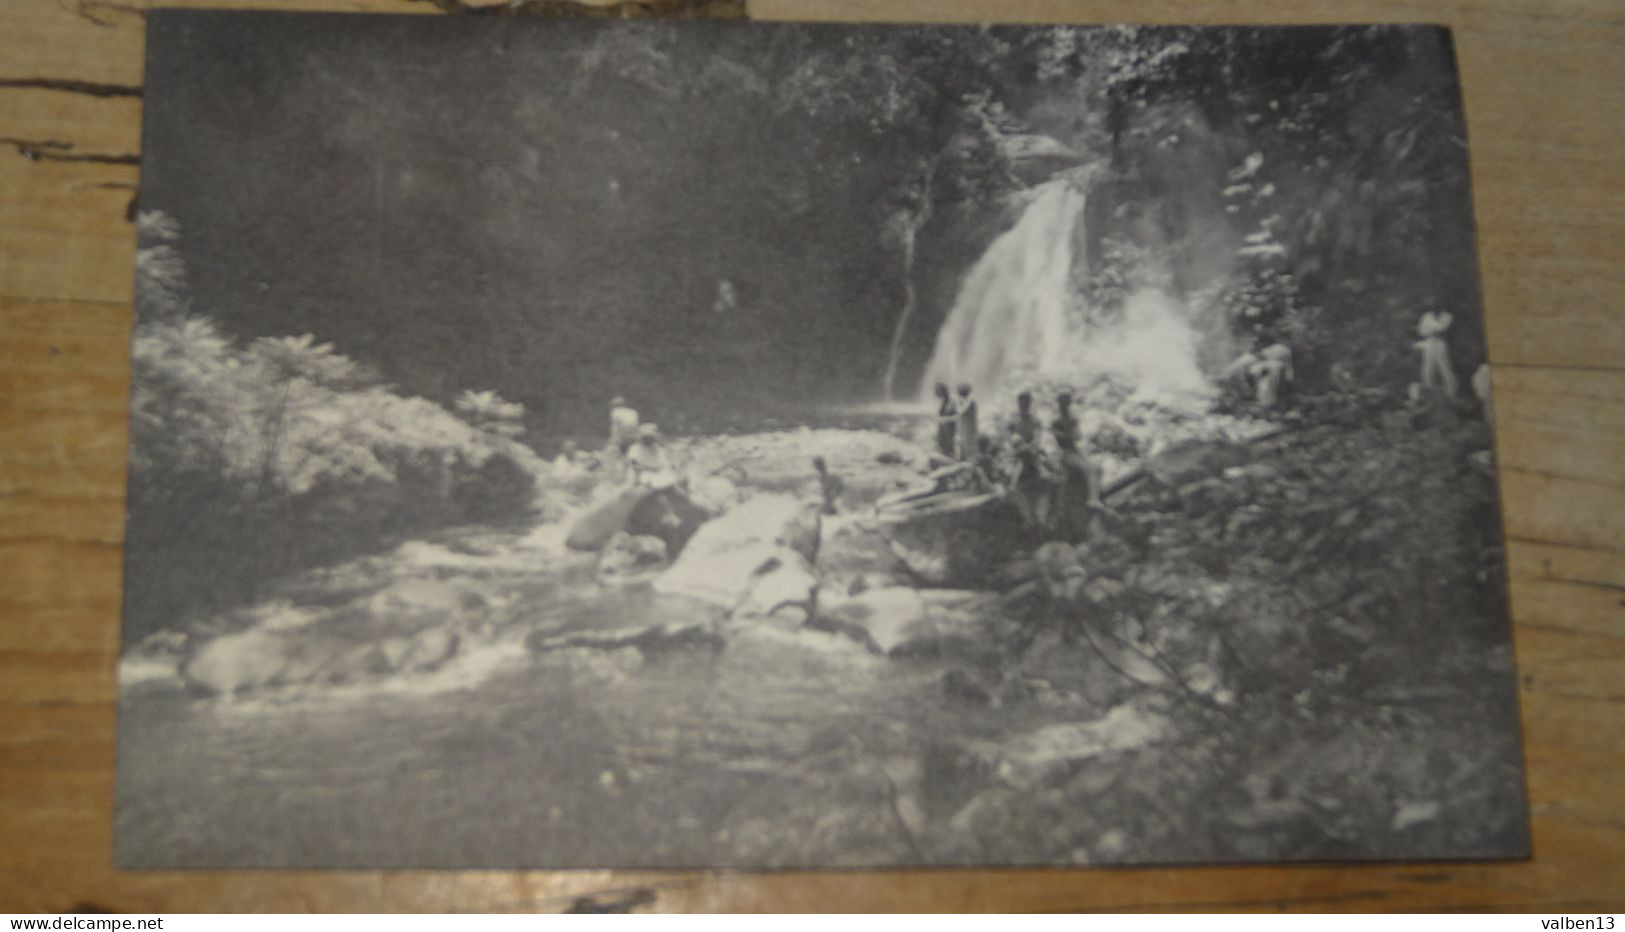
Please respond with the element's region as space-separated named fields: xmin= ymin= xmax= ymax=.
xmin=653 ymin=494 xmax=820 ymax=605
xmin=818 ymin=586 xmax=1002 ymax=656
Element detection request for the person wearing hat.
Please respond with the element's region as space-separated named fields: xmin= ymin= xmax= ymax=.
xmin=626 ymin=423 xmax=676 ymax=489
xmin=1415 ymin=308 xmax=1457 ymax=396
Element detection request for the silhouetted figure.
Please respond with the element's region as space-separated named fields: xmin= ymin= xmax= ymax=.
xmin=1416 ymin=309 xmax=1458 ymax=396
xmin=955 ymin=383 xmax=980 ymax=461
xmin=933 ymin=382 xmax=957 ymax=460
xmin=1008 ymin=391 xmax=1047 ymax=525
xmin=813 ymin=456 xmax=845 ymax=516
xmin=1051 ymin=391 xmax=1092 ymax=540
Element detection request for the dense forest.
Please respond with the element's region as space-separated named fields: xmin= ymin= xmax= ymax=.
xmin=139 ymin=19 xmax=1482 ymax=440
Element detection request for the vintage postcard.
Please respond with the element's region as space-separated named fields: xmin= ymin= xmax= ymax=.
xmin=118 ymin=11 xmax=1528 ymax=868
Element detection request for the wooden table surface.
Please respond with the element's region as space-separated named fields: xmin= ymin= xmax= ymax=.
xmin=2 ymin=0 xmax=1621 ymax=913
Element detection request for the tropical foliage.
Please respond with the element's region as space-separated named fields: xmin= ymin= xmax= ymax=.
xmin=125 ymin=214 xmax=547 ymax=636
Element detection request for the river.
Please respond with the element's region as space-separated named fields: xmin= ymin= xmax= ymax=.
xmin=116 ymin=417 xmax=1170 ymax=869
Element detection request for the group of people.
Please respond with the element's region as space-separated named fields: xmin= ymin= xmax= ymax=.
xmin=1223 ymin=309 xmax=1492 ymax=423
xmin=549 ymin=396 xmax=677 ymax=489
xmin=928 ymin=381 xmax=1102 ymax=539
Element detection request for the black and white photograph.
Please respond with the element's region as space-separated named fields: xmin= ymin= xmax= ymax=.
xmin=116 ymin=11 xmax=1529 ymax=869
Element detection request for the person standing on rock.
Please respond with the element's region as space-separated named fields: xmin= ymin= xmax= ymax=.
xmin=1051 ymin=391 xmax=1094 ymax=540
xmin=954 ymin=383 xmax=980 ymax=461
xmin=1007 ymin=390 xmax=1047 ymax=524
xmin=608 ymin=396 xmax=640 ymax=456
xmin=1415 ymin=309 xmax=1458 ymax=396
xmin=933 ymin=382 xmax=957 ymax=461
xmin=1253 ymin=342 xmax=1293 ymax=407
xmin=812 ymin=456 xmax=845 ymax=516
xmin=626 ymin=424 xmax=676 ymax=490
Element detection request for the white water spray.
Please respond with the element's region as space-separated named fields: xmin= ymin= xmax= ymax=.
xmin=917 ymin=176 xmax=1214 ymax=410
xmin=919 ymin=179 xmax=1084 ymax=397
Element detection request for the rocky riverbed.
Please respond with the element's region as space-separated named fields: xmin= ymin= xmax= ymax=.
xmin=116 ymin=410 xmax=1527 ymax=867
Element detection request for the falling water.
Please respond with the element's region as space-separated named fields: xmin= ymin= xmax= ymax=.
xmin=918 ymin=179 xmax=1086 ymax=398
xmin=879 ymin=217 xmax=922 ymax=401
xmin=918 ymin=176 xmax=1214 ymax=409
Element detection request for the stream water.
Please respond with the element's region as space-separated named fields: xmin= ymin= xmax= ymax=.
xmin=116 ymin=420 xmax=1128 ymax=869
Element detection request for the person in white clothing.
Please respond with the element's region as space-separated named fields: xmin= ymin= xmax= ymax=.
xmin=1415 ymin=310 xmax=1458 ymax=396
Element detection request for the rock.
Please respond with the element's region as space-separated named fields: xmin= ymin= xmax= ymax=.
xmin=817 ymin=513 xmax=908 ymax=591
xmin=819 ymin=586 xmax=1001 ymax=656
xmin=182 ymin=629 xmax=303 ymax=695
xmin=595 ymin=532 xmax=668 ymax=581
xmin=732 ymin=552 xmax=819 ymax=625
xmin=690 ymin=474 xmax=743 ymax=515
xmin=565 ymin=485 xmax=648 ymax=551
xmin=380 ymin=627 xmax=461 ymax=673
xmin=366 ymin=578 xmax=483 ymax=624
xmin=876 ymin=491 xmax=1032 ymax=587
xmin=525 ymin=620 xmax=723 ymax=655
xmin=653 ymin=494 xmax=821 ymax=606
xmin=994 ymin=702 xmax=1169 ymax=788
xmin=625 ymin=487 xmax=711 ymax=555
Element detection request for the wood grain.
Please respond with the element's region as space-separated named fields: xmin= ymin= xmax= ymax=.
xmin=2 ymin=0 xmax=1622 ymax=913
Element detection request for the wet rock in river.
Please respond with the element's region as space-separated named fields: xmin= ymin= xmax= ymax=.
xmin=653 ymin=493 xmax=821 ymax=606
xmin=595 ymin=532 xmax=668 ymax=582
xmin=625 ymin=487 xmax=711 ymax=555
xmin=366 ymin=578 xmax=485 ymax=625
xmin=379 ymin=627 xmax=461 ymax=674
xmin=525 ymin=620 xmax=723 ymax=655
xmin=182 ymin=629 xmax=292 ymax=695
xmin=876 ymin=490 xmax=1031 ymax=587
xmin=817 ymin=513 xmax=909 ymax=593
xmin=818 ymin=587 xmax=1003 ymax=657
xmin=689 ymin=473 xmax=743 ymax=516
xmin=732 ymin=552 xmax=819 ymax=626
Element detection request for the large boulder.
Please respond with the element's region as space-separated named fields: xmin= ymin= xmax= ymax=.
xmin=818 ymin=586 xmax=1002 ymax=656
xmin=595 ymin=532 xmax=668 ymax=582
xmin=182 ymin=629 xmax=298 ymax=695
xmin=817 ymin=513 xmax=910 ymax=595
xmin=565 ymin=485 xmax=646 ymax=551
xmin=731 ymin=552 xmax=820 ymax=626
xmin=689 ymin=473 xmax=743 ymax=516
xmin=875 ymin=490 xmax=1032 ymax=587
xmin=625 ymin=487 xmax=711 ymax=555
xmin=654 ymin=494 xmax=821 ymax=606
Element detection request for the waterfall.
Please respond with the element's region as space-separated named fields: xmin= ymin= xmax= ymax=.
xmin=918 ymin=176 xmax=1213 ymax=407
xmin=918 ymin=179 xmax=1086 ymax=398
xmin=879 ymin=219 xmax=920 ymax=401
